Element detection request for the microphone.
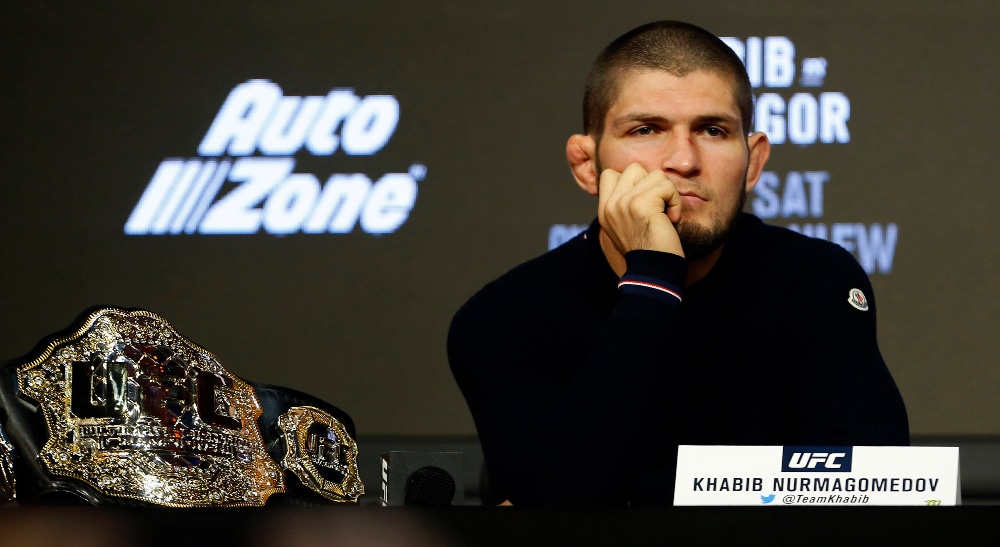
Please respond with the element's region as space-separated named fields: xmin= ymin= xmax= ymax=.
xmin=381 ymin=451 xmax=464 ymax=506
xmin=404 ymin=466 xmax=456 ymax=506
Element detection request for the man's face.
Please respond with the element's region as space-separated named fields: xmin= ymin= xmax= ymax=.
xmin=595 ymin=69 xmax=754 ymax=260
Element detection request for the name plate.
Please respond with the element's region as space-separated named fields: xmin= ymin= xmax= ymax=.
xmin=673 ymin=446 xmax=960 ymax=506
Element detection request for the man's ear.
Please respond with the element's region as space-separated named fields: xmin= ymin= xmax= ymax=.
xmin=566 ymin=134 xmax=598 ymax=196
xmin=743 ymin=131 xmax=771 ymax=194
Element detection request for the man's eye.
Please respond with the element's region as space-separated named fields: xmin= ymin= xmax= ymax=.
xmin=632 ymin=126 xmax=654 ymax=136
xmin=704 ymin=127 xmax=726 ymax=137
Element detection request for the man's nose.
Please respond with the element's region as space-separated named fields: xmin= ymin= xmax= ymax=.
xmin=660 ymin=131 xmax=699 ymax=176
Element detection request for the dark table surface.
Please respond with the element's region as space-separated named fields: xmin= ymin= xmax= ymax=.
xmin=1 ymin=504 xmax=997 ymax=546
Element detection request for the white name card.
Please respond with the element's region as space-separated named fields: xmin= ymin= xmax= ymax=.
xmin=673 ymin=445 xmax=960 ymax=506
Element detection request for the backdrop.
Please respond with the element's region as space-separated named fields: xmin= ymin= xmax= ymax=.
xmin=2 ymin=0 xmax=997 ymax=437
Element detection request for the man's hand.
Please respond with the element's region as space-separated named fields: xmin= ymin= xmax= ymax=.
xmin=597 ymin=163 xmax=685 ymax=258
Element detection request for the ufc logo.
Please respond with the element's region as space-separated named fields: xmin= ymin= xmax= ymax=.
xmin=786 ymin=452 xmax=846 ymax=469
xmin=70 ymin=347 xmax=243 ymax=432
xmin=305 ymin=428 xmax=343 ymax=471
xmin=782 ymin=446 xmax=853 ymax=472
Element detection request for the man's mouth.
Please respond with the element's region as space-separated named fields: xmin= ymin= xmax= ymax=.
xmin=678 ymin=189 xmax=707 ymax=202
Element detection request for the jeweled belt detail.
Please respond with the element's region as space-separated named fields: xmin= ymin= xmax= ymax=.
xmin=16 ymin=308 xmax=286 ymax=507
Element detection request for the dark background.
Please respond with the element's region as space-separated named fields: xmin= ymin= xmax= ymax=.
xmin=2 ymin=0 xmax=997 ymax=439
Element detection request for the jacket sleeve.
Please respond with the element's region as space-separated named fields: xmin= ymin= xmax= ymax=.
xmin=780 ymin=243 xmax=910 ymax=446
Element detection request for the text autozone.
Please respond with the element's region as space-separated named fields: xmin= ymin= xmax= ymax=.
xmin=125 ymin=80 xmax=425 ymax=236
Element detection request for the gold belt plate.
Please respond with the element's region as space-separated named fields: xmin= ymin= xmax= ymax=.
xmin=17 ymin=308 xmax=285 ymax=507
xmin=278 ymin=405 xmax=364 ymax=502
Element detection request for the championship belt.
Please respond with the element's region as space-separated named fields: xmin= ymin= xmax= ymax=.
xmin=0 ymin=420 xmax=15 ymax=502
xmin=0 ymin=307 xmax=364 ymax=507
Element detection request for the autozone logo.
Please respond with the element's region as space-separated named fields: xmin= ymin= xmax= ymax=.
xmin=781 ymin=446 xmax=853 ymax=472
xmin=125 ymin=79 xmax=426 ymax=236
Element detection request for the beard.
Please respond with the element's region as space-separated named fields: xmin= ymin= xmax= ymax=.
xmin=593 ymin=154 xmax=746 ymax=261
xmin=674 ymin=187 xmax=745 ymax=261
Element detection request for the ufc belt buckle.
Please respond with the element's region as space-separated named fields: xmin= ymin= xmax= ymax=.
xmin=16 ymin=308 xmax=285 ymax=507
xmin=278 ymin=406 xmax=364 ymax=502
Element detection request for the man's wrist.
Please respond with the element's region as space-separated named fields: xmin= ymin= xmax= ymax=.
xmin=617 ymin=250 xmax=687 ymax=304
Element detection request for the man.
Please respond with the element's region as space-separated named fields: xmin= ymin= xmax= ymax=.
xmin=448 ymin=20 xmax=908 ymax=506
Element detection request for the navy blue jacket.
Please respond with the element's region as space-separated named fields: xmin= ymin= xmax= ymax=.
xmin=448 ymin=214 xmax=909 ymax=505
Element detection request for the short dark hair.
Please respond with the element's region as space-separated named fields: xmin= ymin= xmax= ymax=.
xmin=583 ymin=20 xmax=754 ymax=137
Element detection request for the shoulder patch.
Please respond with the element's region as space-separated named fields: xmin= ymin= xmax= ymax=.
xmin=847 ymin=288 xmax=869 ymax=311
